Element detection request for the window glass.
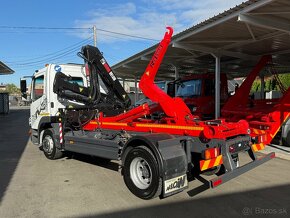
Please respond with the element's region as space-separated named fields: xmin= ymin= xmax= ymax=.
xmin=155 ymin=81 xmax=166 ymax=92
xmin=204 ymin=79 xmax=215 ymax=96
xmin=33 ymin=76 xmax=44 ymax=100
xmin=69 ymin=77 xmax=84 ymax=86
xmin=176 ymin=79 xmax=202 ymax=97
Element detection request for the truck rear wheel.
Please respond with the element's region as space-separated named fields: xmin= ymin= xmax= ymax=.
xmin=42 ymin=129 xmax=63 ymax=160
xmin=123 ymin=146 xmax=162 ymax=200
xmin=282 ymin=131 xmax=290 ymax=147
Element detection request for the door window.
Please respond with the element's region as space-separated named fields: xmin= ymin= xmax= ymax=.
xmin=33 ymin=76 xmax=44 ymax=101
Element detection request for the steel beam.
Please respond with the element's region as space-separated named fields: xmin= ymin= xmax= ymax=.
xmin=173 ymin=42 xmax=256 ymax=60
xmin=174 ymin=65 xmax=179 ymax=94
xmin=212 ymin=54 xmax=221 ymax=119
xmin=134 ymin=76 xmax=138 ymax=103
xmin=238 ymin=13 xmax=290 ymax=34
xmin=122 ymin=78 xmax=125 ymax=89
xmin=140 ymin=56 xmax=150 ymax=61
xmin=174 ymin=0 xmax=273 ymax=42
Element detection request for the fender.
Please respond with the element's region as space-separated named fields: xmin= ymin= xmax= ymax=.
xmin=37 ymin=116 xmax=60 ymax=145
xmin=122 ymin=133 xmax=188 ymax=184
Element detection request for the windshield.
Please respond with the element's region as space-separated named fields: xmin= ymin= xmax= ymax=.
xmin=176 ymin=79 xmax=202 ymax=97
xmin=155 ymin=81 xmax=166 ymax=91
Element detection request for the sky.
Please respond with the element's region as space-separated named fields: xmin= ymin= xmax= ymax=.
xmin=0 ymin=0 xmax=245 ymax=85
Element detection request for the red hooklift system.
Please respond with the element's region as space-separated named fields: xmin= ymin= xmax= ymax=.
xmin=82 ymin=27 xmax=273 ymax=179
xmin=84 ymin=27 xmax=249 ymax=140
xmin=222 ymin=55 xmax=290 ymax=150
xmin=34 ymin=27 xmax=276 ymax=199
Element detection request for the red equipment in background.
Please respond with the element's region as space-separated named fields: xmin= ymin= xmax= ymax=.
xmin=222 ymin=55 xmax=290 ymax=149
xmin=175 ymin=73 xmax=228 ymax=120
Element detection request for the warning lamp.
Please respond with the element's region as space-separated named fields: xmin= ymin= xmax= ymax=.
xmin=203 ymin=147 xmax=220 ymax=160
xmin=229 ymin=145 xmax=235 ymax=153
xmin=212 ymin=179 xmax=223 ymax=187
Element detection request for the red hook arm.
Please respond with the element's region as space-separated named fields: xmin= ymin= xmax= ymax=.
xmin=139 ymin=27 xmax=193 ymax=124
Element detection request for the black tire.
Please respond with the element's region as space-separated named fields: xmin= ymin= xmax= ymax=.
xmin=123 ymin=146 xmax=162 ymax=200
xmin=282 ymin=131 xmax=290 ymax=147
xmin=42 ymin=129 xmax=63 ymax=160
xmin=202 ymin=166 xmax=221 ymax=176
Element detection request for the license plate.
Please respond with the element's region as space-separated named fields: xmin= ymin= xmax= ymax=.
xmin=164 ymin=175 xmax=188 ymax=194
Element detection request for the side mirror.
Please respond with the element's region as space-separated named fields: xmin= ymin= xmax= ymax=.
xmin=167 ymin=83 xmax=175 ymax=97
xmin=20 ymin=79 xmax=27 ymax=99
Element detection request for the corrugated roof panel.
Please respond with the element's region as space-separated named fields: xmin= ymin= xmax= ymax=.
xmin=113 ymin=0 xmax=290 ymax=79
xmin=0 ymin=61 xmax=14 ymax=75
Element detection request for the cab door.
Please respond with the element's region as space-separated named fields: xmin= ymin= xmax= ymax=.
xmin=30 ymin=72 xmax=48 ymax=130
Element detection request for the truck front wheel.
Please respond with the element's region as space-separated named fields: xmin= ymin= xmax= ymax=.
xmin=123 ymin=146 xmax=162 ymax=200
xmin=42 ymin=129 xmax=63 ymax=160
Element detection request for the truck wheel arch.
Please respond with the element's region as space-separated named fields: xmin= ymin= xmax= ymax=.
xmin=121 ymin=134 xmax=175 ymax=176
xmin=37 ymin=116 xmax=60 ymax=145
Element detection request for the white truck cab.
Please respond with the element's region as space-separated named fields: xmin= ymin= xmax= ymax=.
xmin=29 ymin=64 xmax=87 ymax=142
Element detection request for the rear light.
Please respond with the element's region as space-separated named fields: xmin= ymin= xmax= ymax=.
xmin=212 ymin=179 xmax=223 ymax=187
xmin=203 ymin=147 xmax=220 ymax=160
xmin=260 ymin=134 xmax=268 ymax=143
xmin=252 ymin=134 xmax=267 ymax=144
xmin=229 ymin=145 xmax=235 ymax=153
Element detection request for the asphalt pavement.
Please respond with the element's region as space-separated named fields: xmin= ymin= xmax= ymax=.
xmin=0 ymin=108 xmax=289 ymax=218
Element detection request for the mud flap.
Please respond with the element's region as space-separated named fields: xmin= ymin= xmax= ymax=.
xmin=157 ymin=137 xmax=188 ymax=198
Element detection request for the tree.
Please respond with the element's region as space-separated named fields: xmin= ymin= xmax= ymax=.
xmin=265 ymin=79 xmax=271 ymax=91
xmin=271 ymin=78 xmax=277 ymax=90
xmin=278 ymin=74 xmax=290 ymax=90
xmin=251 ymin=80 xmax=261 ymax=93
xmin=5 ymin=83 xmax=21 ymax=94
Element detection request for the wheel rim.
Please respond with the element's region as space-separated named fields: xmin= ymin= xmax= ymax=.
xmin=43 ymin=135 xmax=54 ymax=155
xmin=130 ymin=157 xmax=152 ymax=189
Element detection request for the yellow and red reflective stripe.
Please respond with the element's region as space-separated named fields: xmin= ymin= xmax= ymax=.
xmin=102 ymin=122 xmax=128 ymax=126
xmin=252 ymin=143 xmax=265 ymax=152
xmin=252 ymin=128 xmax=266 ymax=135
xmin=200 ymin=155 xmax=223 ymax=171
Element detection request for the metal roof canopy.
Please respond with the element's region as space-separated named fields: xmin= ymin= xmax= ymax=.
xmin=0 ymin=61 xmax=14 ymax=75
xmin=112 ymin=0 xmax=290 ymax=117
